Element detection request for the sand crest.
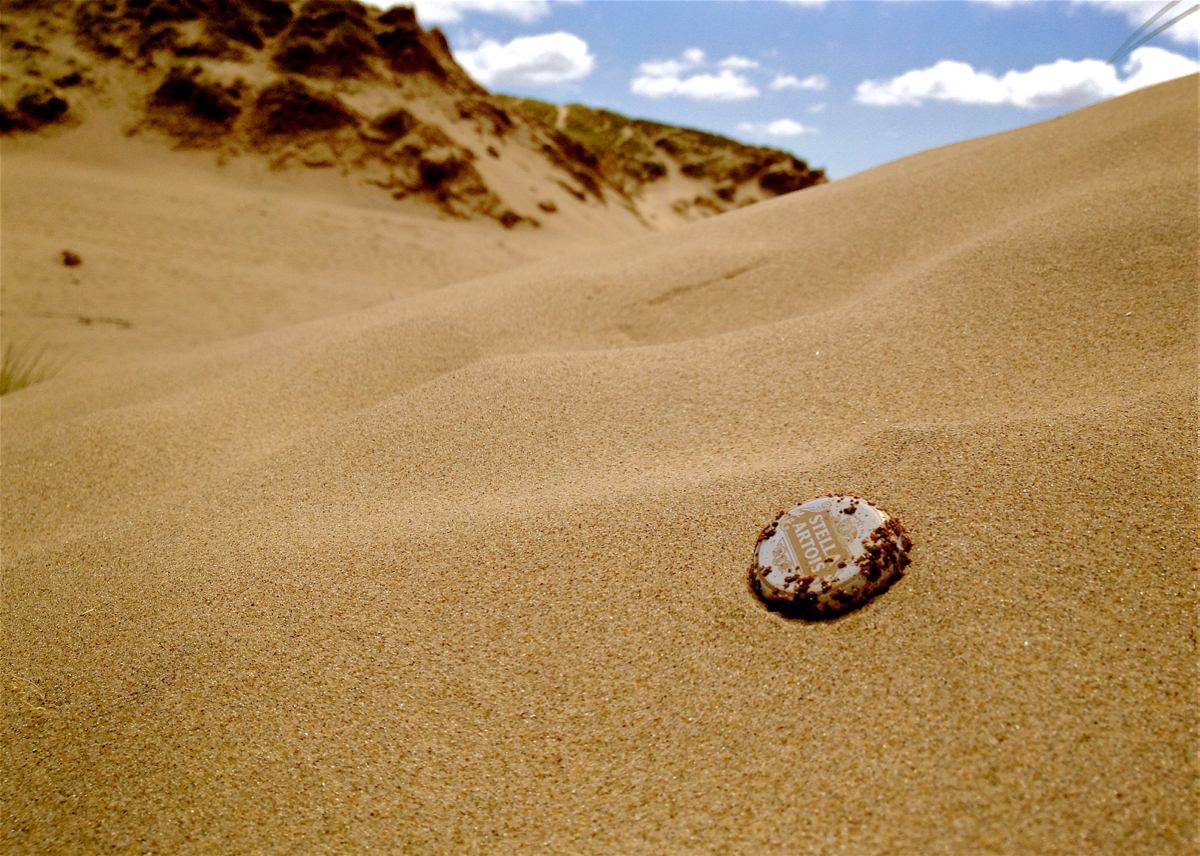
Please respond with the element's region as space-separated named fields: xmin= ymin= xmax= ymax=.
xmin=2 ymin=76 xmax=1197 ymax=854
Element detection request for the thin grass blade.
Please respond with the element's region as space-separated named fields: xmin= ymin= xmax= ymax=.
xmin=1108 ymin=1 xmax=1199 ymax=65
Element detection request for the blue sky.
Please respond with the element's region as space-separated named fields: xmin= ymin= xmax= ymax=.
xmin=375 ymin=1 xmax=1197 ymax=178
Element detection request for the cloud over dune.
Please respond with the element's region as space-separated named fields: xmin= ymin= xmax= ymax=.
xmin=770 ymin=73 xmax=827 ymax=91
xmin=719 ymin=56 xmax=760 ymax=70
xmin=631 ymin=48 xmax=760 ymax=101
xmin=456 ymin=32 xmax=595 ymax=86
xmin=856 ymin=46 xmax=1198 ymax=108
xmin=631 ymin=48 xmax=829 ymax=103
xmin=409 ymin=0 xmax=561 ymax=25
xmin=632 ymin=69 xmax=759 ymax=101
xmin=737 ymin=118 xmax=814 ymax=136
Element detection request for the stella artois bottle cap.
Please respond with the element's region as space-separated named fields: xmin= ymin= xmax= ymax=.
xmin=750 ymin=495 xmax=912 ymax=619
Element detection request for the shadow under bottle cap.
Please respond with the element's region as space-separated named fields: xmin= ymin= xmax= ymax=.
xmin=750 ymin=495 xmax=912 ymax=620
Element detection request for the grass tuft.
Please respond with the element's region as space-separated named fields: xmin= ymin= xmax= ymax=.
xmin=0 ymin=340 xmax=58 ymax=396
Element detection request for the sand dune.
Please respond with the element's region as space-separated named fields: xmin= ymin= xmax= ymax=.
xmin=0 ymin=0 xmax=822 ymax=237
xmin=2 ymin=76 xmax=1196 ymax=854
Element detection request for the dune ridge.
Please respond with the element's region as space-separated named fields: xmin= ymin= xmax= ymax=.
xmin=2 ymin=76 xmax=1197 ymax=853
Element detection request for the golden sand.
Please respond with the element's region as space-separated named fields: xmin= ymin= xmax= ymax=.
xmin=3 ymin=76 xmax=1196 ymax=854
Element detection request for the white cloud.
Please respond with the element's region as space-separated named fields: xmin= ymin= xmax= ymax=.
xmin=633 ymin=69 xmax=759 ymax=100
xmin=770 ymin=73 xmax=828 ymax=91
xmin=632 ymin=47 xmax=761 ymax=100
xmin=808 ymin=102 xmax=826 ymax=113
xmin=854 ymin=46 xmax=1198 ymax=108
xmin=456 ymin=32 xmax=595 ymax=86
xmin=638 ymin=61 xmax=691 ymax=79
xmin=408 ymin=0 xmax=544 ymax=25
xmin=720 ymin=55 xmax=761 ymax=70
xmin=636 ymin=48 xmax=706 ymax=79
xmin=405 ymin=0 xmax=583 ymax=25
xmin=738 ymin=118 xmax=814 ymax=136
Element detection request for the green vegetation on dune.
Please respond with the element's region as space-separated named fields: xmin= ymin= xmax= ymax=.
xmin=0 ymin=341 xmax=59 ymax=396
xmin=495 ymin=94 xmax=826 ymax=198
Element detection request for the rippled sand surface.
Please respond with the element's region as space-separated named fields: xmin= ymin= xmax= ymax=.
xmin=3 ymin=76 xmax=1196 ymax=854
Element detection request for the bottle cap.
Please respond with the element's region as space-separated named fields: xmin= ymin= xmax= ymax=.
xmin=750 ymin=495 xmax=912 ymax=619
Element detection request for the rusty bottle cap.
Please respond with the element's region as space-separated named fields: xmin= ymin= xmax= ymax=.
xmin=750 ymin=495 xmax=912 ymax=619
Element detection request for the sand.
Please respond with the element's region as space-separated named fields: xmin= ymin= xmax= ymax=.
xmin=2 ymin=76 xmax=1196 ymax=854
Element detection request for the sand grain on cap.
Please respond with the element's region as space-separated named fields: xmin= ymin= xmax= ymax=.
xmin=3 ymin=77 xmax=1196 ymax=854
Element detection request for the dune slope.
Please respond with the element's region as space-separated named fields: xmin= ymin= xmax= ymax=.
xmin=2 ymin=76 xmax=1196 ymax=854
